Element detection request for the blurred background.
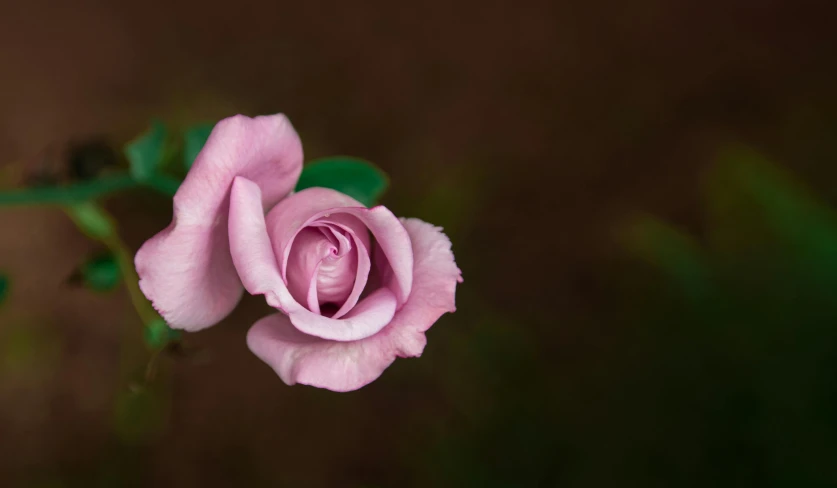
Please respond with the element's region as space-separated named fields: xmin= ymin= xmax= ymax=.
xmin=3 ymin=0 xmax=837 ymax=486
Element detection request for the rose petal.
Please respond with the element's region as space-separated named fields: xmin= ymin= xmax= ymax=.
xmin=315 ymin=214 xmax=371 ymax=253
xmin=309 ymin=239 xmax=357 ymax=306
xmin=136 ymin=220 xmax=243 ymax=330
xmin=342 ymin=206 xmax=413 ymax=306
xmin=313 ymin=221 xmax=371 ymax=320
xmin=266 ymin=187 xmax=413 ymax=306
xmin=135 ymin=114 xmax=303 ymax=330
xmin=229 ymin=177 xmax=398 ymax=342
xmin=227 ymin=177 xmax=290 ymax=309
xmin=382 ymin=218 xmax=462 ymax=356
xmin=315 ymin=225 xmax=341 ymax=248
xmin=287 ymin=287 xmax=397 ymax=341
xmin=310 ymin=224 xmax=352 ymax=256
xmin=266 ymin=187 xmax=364 ymax=280
xmin=285 ymin=228 xmax=338 ymax=314
xmin=247 ymin=313 xmax=397 ymax=393
xmin=246 ymin=218 xmax=461 ymax=391
xmin=286 ymin=225 xmax=364 ymax=315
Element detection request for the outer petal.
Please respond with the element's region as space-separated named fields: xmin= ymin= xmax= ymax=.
xmin=135 ymin=114 xmax=303 ymax=330
xmin=229 ymin=177 xmax=397 ymax=342
xmin=379 ymin=218 xmax=463 ymax=356
xmin=246 ymin=218 xmax=461 ymax=392
xmin=247 ymin=313 xmax=397 ymax=393
xmin=176 ymin=114 xmax=303 ymax=227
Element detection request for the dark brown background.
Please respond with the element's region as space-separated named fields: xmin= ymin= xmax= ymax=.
xmin=2 ymin=1 xmax=837 ymax=486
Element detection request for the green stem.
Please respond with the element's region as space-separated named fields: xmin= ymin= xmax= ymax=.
xmin=63 ymin=203 xmax=175 ymax=383
xmin=0 ymin=175 xmax=138 ymax=206
xmin=106 ymin=233 xmax=160 ymax=326
xmin=0 ymin=173 xmax=183 ymax=207
xmin=3 ymin=171 xmax=183 ymax=384
xmin=143 ymin=174 xmax=181 ymax=198
xmin=62 ymin=203 xmax=160 ymax=327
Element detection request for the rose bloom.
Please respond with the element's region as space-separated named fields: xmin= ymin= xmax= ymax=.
xmin=135 ymin=114 xmax=461 ymax=391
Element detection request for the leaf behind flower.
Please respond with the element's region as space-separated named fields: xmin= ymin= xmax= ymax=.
xmin=296 ymin=157 xmax=389 ymax=206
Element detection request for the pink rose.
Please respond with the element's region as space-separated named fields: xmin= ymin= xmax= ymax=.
xmin=135 ymin=114 xmax=461 ymax=391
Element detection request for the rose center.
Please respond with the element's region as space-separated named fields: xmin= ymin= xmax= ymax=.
xmin=285 ymin=226 xmax=361 ymax=315
xmin=313 ymin=228 xmax=357 ymax=304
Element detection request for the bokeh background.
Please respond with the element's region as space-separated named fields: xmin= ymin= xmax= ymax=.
xmin=3 ymin=1 xmax=837 ymax=486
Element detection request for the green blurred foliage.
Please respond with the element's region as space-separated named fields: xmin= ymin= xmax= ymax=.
xmin=123 ymin=122 xmax=180 ymax=196
xmin=0 ymin=273 xmax=8 ymax=306
xmin=707 ymin=146 xmax=837 ymax=289
xmin=114 ymin=385 xmax=169 ymax=445
xmin=395 ymin=145 xmax=837 ymax=488
xmin=64 ymin=202 xmax=116 ymax=240
xmin=70 ymin=253 xmax=121 ymax=292
xmin=125 ymin=122 xmax=167 ymax=183
xmin=618 ymin=146 xmax=837 ymax=486
xmin=143 ymin=318 xmax=181 ymax=350
xmin=183 ymin=123 xmax=214 ymax=170
xmin=401 ymin=301 xmax=564 ymax=488
xmin=621 ymin=215 xmax=710 ymax=301
xmin=296 ymin=157 xmax=389 ymax=206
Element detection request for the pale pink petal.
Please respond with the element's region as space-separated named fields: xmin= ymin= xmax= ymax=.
xmin=177 ymin=114 xmax=303 ymax=226
xmin=314 ymin=225 xmax=341 ymax=248
xmin=286 ymin=287 xmax=397 ymax=341
xmin=136 ymin=221 xmax=243 ymax=329
xmin=380 ymin=218 xmax=462 ymax=356
xmin=310 ymin=238 xmax=357 ymax=305
xmin=246 ymin=218 xmax=461 ymax=391
xmin=314 ymin=221 xmax=371 ymax=319
xmin=265 ymin=187 xmax=413 ymax=305
xmin=265 ymin=187 xmax=364 ymax=279
xmin=316 ymin=214 xmax=371 ymax=252
xmin=310 ymin=223 xmax=352 ymax=256
xmin=342 ymin=206 xmax=413 ymax=305
xmin=135 ymin=114 xmax=303 ymax=330
xmin=305 ymin=264 xmax=322 ymax=314
xmin=227 ymin=177 xmax=296 ymax=311
xmin=285 ymin=228 xmax=337 ymax=313
xmin=247 ymin=313 xmax=398 ymax=393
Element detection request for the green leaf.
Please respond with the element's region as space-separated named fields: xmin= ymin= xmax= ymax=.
xmin=64 ymin=201 xmax=115 ymax=240
xmin=183 ymin=123 xmax=214 ymax=170
xmin=0 ymin=274 xmax=8 ymax=306
xmin=144 ymin=318 xmax=182 ymax=350
xmin=707 ymin=145 xmax=837 ymax=285
xmin=75 ymin=254 xmax=121 ymax=291
xmin=295 ymin=157 xmax=389 ymax=206
xmin=143 ymin=173 xmax=181 ymax=197
xmin=0 ymin=174 xmax=137 ymax=207
xmin=125 ymin=122 xmax=167 ymax=182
